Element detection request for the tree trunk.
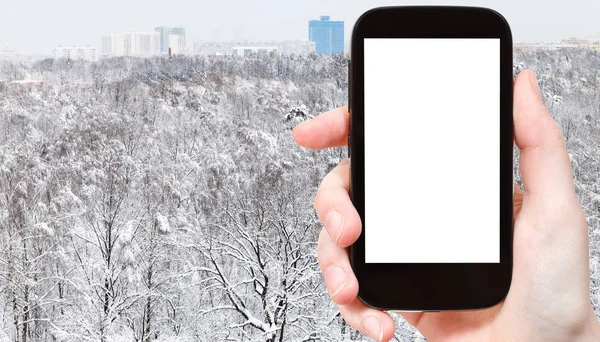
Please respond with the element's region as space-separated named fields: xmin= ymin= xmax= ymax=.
xmin=144 ymin=296 xmax=152 ymax=342
xmin=9 ymin=245 xmax=19 ymax=342
xmin=21 ymin=234 xmax=29 ymax=342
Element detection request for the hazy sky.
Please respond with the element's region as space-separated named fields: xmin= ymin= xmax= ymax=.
xmin=2 ymin=0 xmax=600 ymax=53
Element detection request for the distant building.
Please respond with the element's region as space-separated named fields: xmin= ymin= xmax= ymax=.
xmin=155 ymin=27 xmax=169 ymax=52
xmin=561 ymin=33 xmax=600 ymax=50
xmin=130 ymin=32 xmax=161 ymax=55
xmin=170 ymin=27 xmax=186 ymax=52
xmin=155 ymin=26 xmax=186 ymax=54
xmin=233 ymin=46 xmax=278 ymax=56
xmin=53 ymin=46 xmax=97 ymax=61
xmin=562 ymin=37 xmax=590 ymax=46
xmin=101 ymin=32 xmax=160 ymax=57
xmin=515 ymin=35 xmax=600 ymax=53
xmin=0 ymin=46 xmax=16 ymax=61
xmin=514 ymin=43 xmax=572 ymax=52
xmin=193 ymin=41 xmax=230 ymax=55
xmin=168 ymin=34 xmax=183 ymax=55
xmin=0 ymin=47 xmax=49 ymax=63
xmin=309 ymin=16 xmax=344 ymax=55
xmin=193 ymin=40 xmax=315 ymax=56
xmin=101 ymin=36 xmax=113 ymax=57
xmin=279 ymin=40 xmax=316 ymax=55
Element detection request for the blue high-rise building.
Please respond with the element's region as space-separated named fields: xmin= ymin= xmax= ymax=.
xmin=309 ymin=16 xmax=344 ymax=55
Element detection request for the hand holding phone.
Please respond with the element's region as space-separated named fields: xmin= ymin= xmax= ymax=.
xmin=293 ymin=72 xmax=599 ymax=342
xmin=293 ymin=8 xmax=600 ymax=342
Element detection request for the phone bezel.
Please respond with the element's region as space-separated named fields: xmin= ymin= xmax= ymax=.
xmin=349 ymin=6 xmax=514 ymax=311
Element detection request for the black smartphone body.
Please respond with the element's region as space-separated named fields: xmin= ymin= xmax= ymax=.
xmin=348 ymin=6 xmax=514 ymax=311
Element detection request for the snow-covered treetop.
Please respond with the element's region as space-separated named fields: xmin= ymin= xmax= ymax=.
xmin=155 ymin=212 xmax=171 ymax=235
xmin=283 ymin=104 xmax=314 ymax=123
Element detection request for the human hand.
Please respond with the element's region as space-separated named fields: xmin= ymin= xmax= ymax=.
xmin=292 ymin=70 xmax=600 ymax=341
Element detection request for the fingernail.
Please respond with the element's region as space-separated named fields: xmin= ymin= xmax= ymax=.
xmin=363 ymin=316 xmax=383 ymax=341
xmin=325 ymin=210 xmax=345 ymax=243
xmin=529 ymin=71 xmax=542 ymax=100
xmin=325 ymin=265 xmax=347 ymax=299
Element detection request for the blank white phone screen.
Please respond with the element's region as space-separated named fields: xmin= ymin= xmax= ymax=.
xmin=364 ymin=38 xmax=500 ymax=263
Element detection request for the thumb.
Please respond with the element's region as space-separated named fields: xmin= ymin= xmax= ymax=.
xmin=514 ymin=70 xmax=576 ymax=201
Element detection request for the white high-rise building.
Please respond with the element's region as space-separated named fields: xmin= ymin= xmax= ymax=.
xmin=101 ymin=32 xmax=160 ymax=57
xmin=129 ymin=32 xmax=161 ymax=55
xmin=53 ymin=46 xmax=98 ymax=61
xmin=168 ymin=34 xmax=182 ymax=55
xmin=101 ymin=36 xmax=113 ymax=57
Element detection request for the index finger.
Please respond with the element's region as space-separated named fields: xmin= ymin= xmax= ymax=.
xmin=292 ymin=106 xmax=349 ymax=149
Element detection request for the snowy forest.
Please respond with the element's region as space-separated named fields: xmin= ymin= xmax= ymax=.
xmin=0 ymin=50 xmax=599 ymax=341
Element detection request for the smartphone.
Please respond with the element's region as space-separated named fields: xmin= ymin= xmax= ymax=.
xmin=348 ymin=6 xmax=514 ymax=311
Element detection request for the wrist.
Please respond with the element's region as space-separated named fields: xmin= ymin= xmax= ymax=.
xmin=579 ymin=314 xmax=600 ymax=341
xmin=592 ymin=319 xmax=600 ymax=340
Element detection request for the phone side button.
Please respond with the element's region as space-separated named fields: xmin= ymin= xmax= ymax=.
xmin=347 ymin=134 xmax=351 ymax=158
xmin=348 ymin=60 xmax=352 ymax=112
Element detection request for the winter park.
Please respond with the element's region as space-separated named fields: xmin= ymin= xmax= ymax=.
xmin=0 ymin=49 xmax=599 ymax=341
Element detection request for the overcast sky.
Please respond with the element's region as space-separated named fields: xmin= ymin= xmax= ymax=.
xmin=2 ymin=0 xmax=600 ymax=53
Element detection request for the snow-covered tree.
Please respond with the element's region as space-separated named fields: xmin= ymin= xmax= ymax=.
xmin=1 ymin=48 xmax=599 ymax=341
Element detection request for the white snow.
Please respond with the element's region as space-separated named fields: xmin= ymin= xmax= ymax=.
xmin=155 ymin=212 xmax=171 ymax=234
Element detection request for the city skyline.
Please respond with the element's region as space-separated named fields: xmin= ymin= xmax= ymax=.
xmin=2 ymin=0 xmax=600 ymax=54
xmin=1 ymin=17 xmax=332 ymax=59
